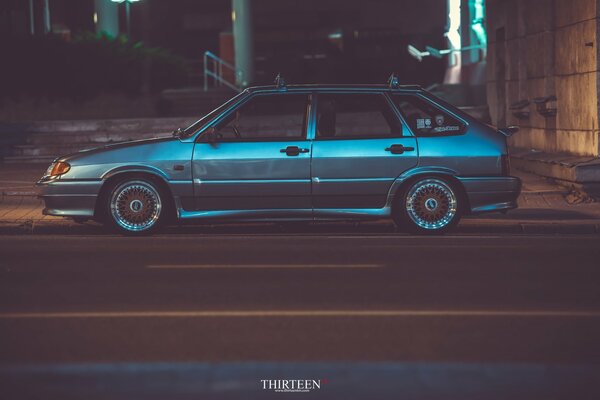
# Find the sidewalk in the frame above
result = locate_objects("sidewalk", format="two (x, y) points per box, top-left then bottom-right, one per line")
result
(1, 164), (599, 235)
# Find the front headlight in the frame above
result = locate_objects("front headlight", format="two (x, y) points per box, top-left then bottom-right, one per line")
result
(44, 161), (71, 178)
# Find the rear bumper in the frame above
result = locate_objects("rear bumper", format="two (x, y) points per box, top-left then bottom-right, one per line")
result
(36, 179), (102, 217)
(457, 176), (522, 214)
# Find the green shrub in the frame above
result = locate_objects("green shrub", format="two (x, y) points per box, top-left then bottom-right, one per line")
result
(0, 33), (189, 101)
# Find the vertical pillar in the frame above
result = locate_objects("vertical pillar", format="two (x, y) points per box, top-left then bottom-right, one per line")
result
(232, 0), (254, 87)
(42, 0), (51, 34)
(94, 0), (119, 37)
(28, 0), (35, 35)
(444, 0), (462, 83)
(596, 0), (600, 156)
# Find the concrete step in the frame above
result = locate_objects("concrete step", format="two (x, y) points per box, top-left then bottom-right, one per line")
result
(511, 150), (600, 197)
(11, 143), (104, 157)
(3, 155), (56, 164)
(13, 132), (173, 157)
(428, 83), (487, 107)
(161, 86), (234, 100)
(159, 87), (233, 117)
(4, 117), (198, 135)
(26, 131), (169, 145)
(1, 117), (198, 163)
(458, 105), (490, 124)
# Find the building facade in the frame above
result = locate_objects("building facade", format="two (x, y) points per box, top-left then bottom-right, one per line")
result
(486, 0), (600, 157)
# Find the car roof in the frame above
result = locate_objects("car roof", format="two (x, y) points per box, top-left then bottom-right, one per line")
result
(245, 84), (423, 93)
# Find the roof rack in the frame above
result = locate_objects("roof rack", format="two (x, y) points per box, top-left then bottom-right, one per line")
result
(274, 73), (286, 89)
(387, 73), (399, 89)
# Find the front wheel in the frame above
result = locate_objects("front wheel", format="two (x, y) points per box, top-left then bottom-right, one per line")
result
(105, 178), (165, 235)
(394, 177), (461, 234)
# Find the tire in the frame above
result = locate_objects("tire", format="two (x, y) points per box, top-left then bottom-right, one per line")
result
(394, 177), (461, 234)
(104, 178), (166, 235)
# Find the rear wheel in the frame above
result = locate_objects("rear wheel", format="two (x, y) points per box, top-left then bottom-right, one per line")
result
(395, 177), (461, 234)
(105, 178), (165, 235)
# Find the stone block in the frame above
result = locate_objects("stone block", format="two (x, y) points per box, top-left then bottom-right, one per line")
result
(555, 129), (598, 156)
(525, 77), (549, 127)
(506, 38), (520, 81)
(555, 19), (597, 75)
(525, 32), (549, 79)
(504, 0), (522, 40)
(521, 0), (553, 35)
(555, 72), (598, 131)
(486, 42), (497, 82)
(555, 0), (596, 28)
(486, 82), (499, 125)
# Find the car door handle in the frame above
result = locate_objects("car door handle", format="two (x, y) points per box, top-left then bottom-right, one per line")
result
(280, 146), (309, 156)
(385, 144), (415, 154)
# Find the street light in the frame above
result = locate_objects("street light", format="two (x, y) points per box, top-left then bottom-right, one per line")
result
(110, 0), (142, 38)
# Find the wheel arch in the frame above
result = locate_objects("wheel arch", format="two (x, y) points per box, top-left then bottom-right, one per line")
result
(388, 169), (471, 216)
(94, 168), (176, 221)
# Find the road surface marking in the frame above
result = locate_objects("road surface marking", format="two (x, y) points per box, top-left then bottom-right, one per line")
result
(2, 310), (600, 319)
(325, 235), (507, 239)
(146, 264), (383, 270)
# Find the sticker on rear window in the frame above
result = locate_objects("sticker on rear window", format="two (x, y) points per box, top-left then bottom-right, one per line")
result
(416, 118), (432, 129)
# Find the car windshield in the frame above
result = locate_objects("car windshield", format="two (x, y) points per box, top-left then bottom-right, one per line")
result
(182, 91), (248, 137)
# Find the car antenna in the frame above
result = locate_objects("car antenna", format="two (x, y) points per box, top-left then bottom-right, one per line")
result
(274, 73), (287, 89)
(387, 73), (399, 89)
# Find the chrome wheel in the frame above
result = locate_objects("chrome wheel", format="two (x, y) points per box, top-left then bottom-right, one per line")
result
(405, 178), (458, 230)
(110, 180), (162, 232)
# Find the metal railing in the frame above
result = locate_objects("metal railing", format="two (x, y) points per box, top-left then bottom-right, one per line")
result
(203, 51), (241, 92)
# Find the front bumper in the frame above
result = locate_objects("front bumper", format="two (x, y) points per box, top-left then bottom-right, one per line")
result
(457, 176), (522, 214)
(36, 179), (103, 217)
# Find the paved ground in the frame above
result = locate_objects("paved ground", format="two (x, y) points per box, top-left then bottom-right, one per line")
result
(2, 164), (600, 398)
(1, 234), (600, 398)
(1, 163), (600, 234)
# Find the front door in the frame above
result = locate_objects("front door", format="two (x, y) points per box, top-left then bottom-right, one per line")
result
(311, 92), (418, 211)
(191, 92), (312, 213)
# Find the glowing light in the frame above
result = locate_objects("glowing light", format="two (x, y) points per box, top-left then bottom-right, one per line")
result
(471, 0), (487, 55)
(93, 12), (97, 24)
(446, 0), (461, 50)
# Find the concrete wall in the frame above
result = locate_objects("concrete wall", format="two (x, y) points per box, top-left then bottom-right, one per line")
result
(486, 0), (599, 156)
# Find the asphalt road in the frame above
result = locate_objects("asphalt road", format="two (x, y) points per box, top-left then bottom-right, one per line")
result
(1, 232), (600, 399)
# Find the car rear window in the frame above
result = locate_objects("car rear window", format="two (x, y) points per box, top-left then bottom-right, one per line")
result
(391, 94), (466, 136)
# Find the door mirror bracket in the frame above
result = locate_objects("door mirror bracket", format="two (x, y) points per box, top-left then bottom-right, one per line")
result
(203, 127), (219, 145)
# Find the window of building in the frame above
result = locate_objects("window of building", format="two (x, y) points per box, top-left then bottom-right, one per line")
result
(392, 94), (466, 136)
(316, 93), (402, 139)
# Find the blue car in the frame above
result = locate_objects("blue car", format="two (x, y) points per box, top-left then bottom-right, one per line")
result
(37, 77), (521, 235)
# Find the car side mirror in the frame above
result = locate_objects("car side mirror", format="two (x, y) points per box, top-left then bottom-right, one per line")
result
(499, 126), (519, 137)
(202, 127), (218, 144)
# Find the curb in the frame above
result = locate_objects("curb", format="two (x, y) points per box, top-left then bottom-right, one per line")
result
(1, 220), (599, 235)
(458, 222), (600, 235)
(0, 193), (41, 205)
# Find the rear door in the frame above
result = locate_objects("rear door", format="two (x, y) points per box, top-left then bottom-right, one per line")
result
(311, 92), (418, 211)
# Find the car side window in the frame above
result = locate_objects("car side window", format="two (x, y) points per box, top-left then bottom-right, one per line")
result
(316, 93), (402, 139)
(392, 94), (466, 136)
(212, 93), (309, 141)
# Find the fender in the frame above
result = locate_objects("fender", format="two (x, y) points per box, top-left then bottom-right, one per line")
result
(385, 166), (460, 207)
(101, 164), (171, 181)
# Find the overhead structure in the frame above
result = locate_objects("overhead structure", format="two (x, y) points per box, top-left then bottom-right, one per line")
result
(232, 0), (255, 88)
(407, 0), (488, 85)
(110, 0), (142, 38)
(95, 0), (119, 37)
